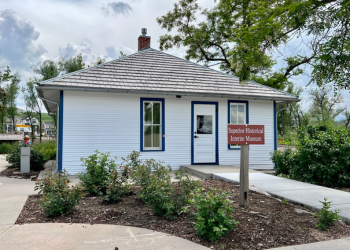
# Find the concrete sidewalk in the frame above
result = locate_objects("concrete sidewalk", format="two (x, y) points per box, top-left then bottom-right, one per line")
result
(0, 223), (209, 250)
(213, 173), (350, 223)
(270, 237), (350, 250)
(0, 176), (37, 234)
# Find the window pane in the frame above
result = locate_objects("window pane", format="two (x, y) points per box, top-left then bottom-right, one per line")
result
(238, 105), (245, 124)
(230, 105), (237, 124)
(153, 125), (161, 148)
(153, 103), (161, 124)
(197, 115), (212, 134)
(144, 102), (152, 124)
(144, 125), (152, 147)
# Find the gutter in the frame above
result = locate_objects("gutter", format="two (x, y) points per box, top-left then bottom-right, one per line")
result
(36, 85), (301, 103)
(38, 96), (59, 174)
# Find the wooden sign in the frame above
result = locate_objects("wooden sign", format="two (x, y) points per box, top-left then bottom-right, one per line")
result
(227, 124), (265, 208)
(228, 124), (265, 145)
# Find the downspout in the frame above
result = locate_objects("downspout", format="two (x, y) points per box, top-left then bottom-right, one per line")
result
(38, 97), (59, 173)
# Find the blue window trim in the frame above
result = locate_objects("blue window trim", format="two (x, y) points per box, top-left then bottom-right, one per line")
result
(227, 100), (249, 150)
(140, 98), (165, 152)
(58, 90), (63, 171)
(191, 101), (219, 165)
(274, 101), (277, 151)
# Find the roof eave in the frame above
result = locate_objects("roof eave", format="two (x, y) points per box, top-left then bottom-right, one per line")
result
(36, 85), (300, 103)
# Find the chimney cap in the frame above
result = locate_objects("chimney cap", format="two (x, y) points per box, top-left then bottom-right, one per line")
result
(141, 28), (147, 36)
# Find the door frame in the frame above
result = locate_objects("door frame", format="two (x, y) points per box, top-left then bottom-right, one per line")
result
(191, 101), (219, 165)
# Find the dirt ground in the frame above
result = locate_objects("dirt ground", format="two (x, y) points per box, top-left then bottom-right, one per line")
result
(16, 179), (350, 250)
(0, 167), (39, 180)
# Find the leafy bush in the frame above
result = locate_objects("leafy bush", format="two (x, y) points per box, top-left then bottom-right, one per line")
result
(79, 150), (117, 195)
(34, 170), (70, 194)
(34, 141), (56, 161)
(125, 151), (201, 219)
(6, 144), (46, 171)
(104, 166), (132, 204)
(37, 170), (83, 217)
(39, 184), (83, 217)
(272, 125), (350, 187)
(0, 143), (15, 154)
(314, 198), (341, 231)
(185, 188), (238, 241)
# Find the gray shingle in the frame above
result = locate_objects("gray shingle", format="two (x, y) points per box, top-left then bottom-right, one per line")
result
(38, 48), (298, 101)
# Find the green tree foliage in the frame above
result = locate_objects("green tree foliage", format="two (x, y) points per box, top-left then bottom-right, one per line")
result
(59, 53), (85, 74)
(6, 72), (20, 133)
(342, 108), (350, 130)
(33, 59), (60, 81)
(277, 84), (304, 135)
(309, 85), (345, 125)
(272, 125), (350, 187)
(22, 78), (43, 142)
(157, 0), (350, 90)
(0, 64), (12, 133)
(91, 56), (106, 67)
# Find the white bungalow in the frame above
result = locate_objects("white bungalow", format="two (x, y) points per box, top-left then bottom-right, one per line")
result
(36, 30), (299, 174)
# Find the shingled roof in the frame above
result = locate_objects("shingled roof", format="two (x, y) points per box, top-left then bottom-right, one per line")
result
(37, 48), (299, 103)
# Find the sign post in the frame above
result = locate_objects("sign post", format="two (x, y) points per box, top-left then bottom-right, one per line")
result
(228, 124), (265, 207)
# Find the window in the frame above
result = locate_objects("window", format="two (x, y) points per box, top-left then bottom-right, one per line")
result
(140, 98), (165, 151)
(228, 101), (248, 149)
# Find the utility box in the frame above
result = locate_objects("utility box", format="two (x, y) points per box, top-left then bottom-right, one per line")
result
(21, 147), (30, 173)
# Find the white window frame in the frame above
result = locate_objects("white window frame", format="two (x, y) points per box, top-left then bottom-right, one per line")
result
(229, 102), (247, 149)
(142, 100), (163, 151)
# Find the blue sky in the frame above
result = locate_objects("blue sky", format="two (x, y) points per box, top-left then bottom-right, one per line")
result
(0, 0), (348, 118)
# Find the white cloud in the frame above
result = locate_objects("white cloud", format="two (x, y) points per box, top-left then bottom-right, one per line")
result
(102, 2), (132, 16)
(105, 45), (135, 60)
(0, 9), (47, 73)
(59, 42), (98, 63)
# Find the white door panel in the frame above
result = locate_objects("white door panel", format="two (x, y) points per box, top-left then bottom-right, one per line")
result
(193, 104), (216, 163)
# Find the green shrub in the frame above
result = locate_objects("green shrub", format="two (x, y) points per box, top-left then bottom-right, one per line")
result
(271, 125), (350, 187)
(37, 170), (83, 217)
(6, 144), (21, 168)
(125, 151), (201, 219)
(314, 198), (341, 231)
(34, 170), (70, 194)
(271, 147), (296, 176)
(33, 141), (56, 161)
(79, 150), (117, 195)
(185, 188), (238, 241)
(104, 166), (132, 204)
(0, 143), (15, 154)
(6, 144), (46, 171)
(39, 184), (83, 217)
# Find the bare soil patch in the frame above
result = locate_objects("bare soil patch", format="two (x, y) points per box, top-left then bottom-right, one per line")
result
(16, 179), (350, 250)
(335, 187), (350, 193)
(0, 167), (40, 180)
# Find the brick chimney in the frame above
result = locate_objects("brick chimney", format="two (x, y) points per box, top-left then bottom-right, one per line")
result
(138, 28), (151, 51)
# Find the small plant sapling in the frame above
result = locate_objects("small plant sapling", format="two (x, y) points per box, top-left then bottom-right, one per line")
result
(314, 198), (341, 231)
(280, 199), (289, 205)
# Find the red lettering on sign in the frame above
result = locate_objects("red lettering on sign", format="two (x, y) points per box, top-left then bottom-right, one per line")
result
(228, 125), (265, 145)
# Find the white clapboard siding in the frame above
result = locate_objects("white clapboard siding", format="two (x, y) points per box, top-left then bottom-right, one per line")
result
(62, 91), (275, 174)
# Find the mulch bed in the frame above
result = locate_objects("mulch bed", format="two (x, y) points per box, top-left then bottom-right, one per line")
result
(16, 179), (350, 250)
(0, 167), (40, 180)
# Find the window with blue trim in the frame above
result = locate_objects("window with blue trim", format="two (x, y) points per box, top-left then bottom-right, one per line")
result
(228, 100), (248, 149)
(141, 98), (165, 151)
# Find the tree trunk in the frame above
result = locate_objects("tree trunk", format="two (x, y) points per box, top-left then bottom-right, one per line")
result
(39, 113), (42, 143)
(11, 116), (15, 133)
